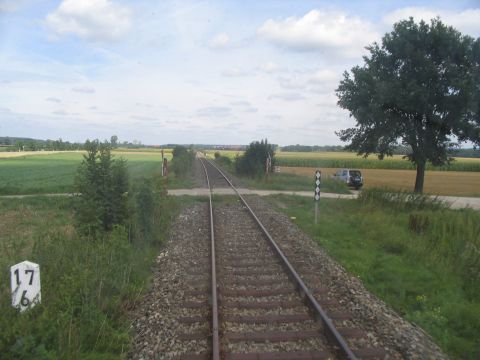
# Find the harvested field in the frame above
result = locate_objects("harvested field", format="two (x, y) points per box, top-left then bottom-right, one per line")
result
(280, 166), (480, 197)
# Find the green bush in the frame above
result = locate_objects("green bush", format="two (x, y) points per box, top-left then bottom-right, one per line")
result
(216, 155), (232, 169)
(235, 139), (275, 178)
(130, 177), (167, 246)
(171, 145), (195, 178)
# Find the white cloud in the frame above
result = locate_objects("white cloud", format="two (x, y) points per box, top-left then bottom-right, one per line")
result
(266, 114), (283, 121)
(230, 100), (251, 106)
(222, 67), (249, 77)
(45, 97), (62, 103)
(52, 110), (68, 116)
(269, 93), (306, 102)
(275, 69), (339, 93)
(46, 0), (131, 41)
(72, 86), (95, 94)
(208, 33), (229, 49)
(308, 69), (339, 84)
(257, 9), (379, 58)
(229, 100), (257, 113)
(259, 62), (281, 73)
(197, 106), (231, 118)
(278, 75), (305, 90)
(383, 7), (480, 37)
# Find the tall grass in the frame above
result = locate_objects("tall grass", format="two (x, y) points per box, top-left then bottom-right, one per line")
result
(359, 188), (480, 299)
(357, 189), (480, 358)
(412, 209), (480, 300)
(0, 192), (183, 358)
(358, 188), (447, 211)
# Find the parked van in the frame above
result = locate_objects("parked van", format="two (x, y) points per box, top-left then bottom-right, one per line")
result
(333, 169), (363, 189)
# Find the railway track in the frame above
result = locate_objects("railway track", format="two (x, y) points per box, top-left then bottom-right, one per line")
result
(177, 158), (386, 360)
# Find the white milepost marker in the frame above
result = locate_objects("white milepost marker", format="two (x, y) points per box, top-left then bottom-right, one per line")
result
(10, 261), (41, 312)
(314, 170), (321, 224)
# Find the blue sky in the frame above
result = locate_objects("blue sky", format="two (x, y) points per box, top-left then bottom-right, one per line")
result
(1, 0), (479, 145)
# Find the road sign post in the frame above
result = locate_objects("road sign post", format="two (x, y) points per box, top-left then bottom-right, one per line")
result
(10, 261), (41, 312)
(314, 170), (321, 224)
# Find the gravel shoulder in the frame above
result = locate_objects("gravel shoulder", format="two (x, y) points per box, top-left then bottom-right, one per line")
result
(128, 203), (210, 359)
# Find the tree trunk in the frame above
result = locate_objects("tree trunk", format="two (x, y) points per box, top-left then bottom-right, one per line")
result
(414, 160), (426, 193)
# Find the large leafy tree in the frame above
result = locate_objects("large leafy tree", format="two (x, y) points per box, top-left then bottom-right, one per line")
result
(336, 18), (480, 192)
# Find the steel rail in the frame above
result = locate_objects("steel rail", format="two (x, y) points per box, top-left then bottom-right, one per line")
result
(199, 157), (220, 360)
(204, 158), (359, 360)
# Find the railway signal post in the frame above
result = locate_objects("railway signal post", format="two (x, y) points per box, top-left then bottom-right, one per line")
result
(161, 149), (164, 176)
(314, 170), (321, 224)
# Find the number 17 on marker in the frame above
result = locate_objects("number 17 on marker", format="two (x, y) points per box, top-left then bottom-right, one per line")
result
(10, 261), (41, 312)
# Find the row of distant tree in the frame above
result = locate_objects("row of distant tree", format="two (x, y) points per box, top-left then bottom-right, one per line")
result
(0, 136), (146, 151)
(0, 137), (84, 151)
(1, 136), (478, 158)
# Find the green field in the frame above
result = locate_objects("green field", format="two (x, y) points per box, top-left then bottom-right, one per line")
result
(266, 192), (480, 359)
(206, 150), (480, 172)
(0, 152), (170, 195)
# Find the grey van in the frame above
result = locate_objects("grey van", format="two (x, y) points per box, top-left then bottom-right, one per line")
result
(333, 169), (363, 189)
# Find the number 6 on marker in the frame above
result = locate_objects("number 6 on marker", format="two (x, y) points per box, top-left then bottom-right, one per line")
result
(10, 261), (41, 312)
